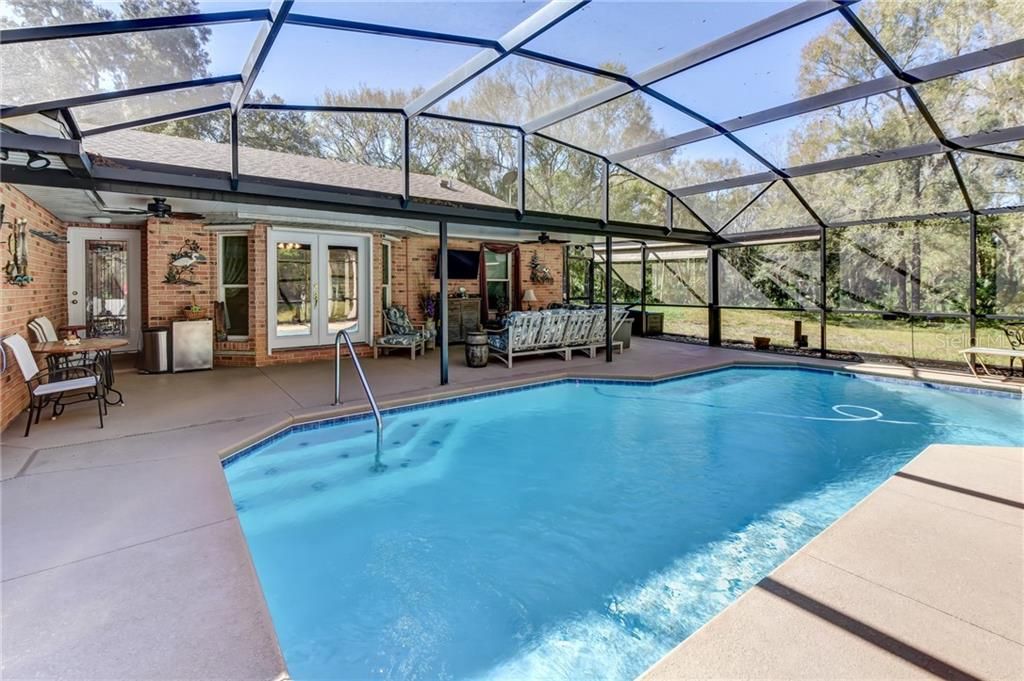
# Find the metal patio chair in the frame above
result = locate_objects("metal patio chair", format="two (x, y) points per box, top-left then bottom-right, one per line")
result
(2, 333), (105, 437)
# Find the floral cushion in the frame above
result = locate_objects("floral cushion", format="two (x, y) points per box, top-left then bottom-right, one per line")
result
(385, 306), (415, 335)
(488, 332), (508, 352)
(378, 334), (418, 346)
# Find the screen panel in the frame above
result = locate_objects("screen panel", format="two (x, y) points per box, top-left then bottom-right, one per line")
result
(541, 91), (702, 158)
(827, 219), (970, 314)
(411, 117), (518, 208)
(609, 167), (665, 226)
(429, 55), (616, 128)
(651, 11), (884, 123)
(732, 89), (936, 170)
(719, 241), (820, 310)
(525, 135), (602, 219)
(0, 22), (260, 107)
(790, 155), (966, 223)
(977, 213), (1024, 316)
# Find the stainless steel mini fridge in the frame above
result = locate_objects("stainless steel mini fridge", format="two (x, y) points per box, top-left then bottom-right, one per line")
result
(170, 319), (213, 372)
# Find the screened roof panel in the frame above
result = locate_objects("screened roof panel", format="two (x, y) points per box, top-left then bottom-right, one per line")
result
(683, 182), (771, 231)
(721, 181), (816, 235)
(623, 135), (770, 191)
(850, 0), (1024, 71)
(540, 91), (703, 157)
(0, 1), (267, 28)
(915, 58), (1024, 139)
(0, 22), (262, 107)
(83, 110), (232, 172)
(428, 55), (616, 127)
(672, 198), (710, 233)
(291, 1), (543, 39)
(790, 154), (966, 223)
(650, 11), (886, 124)
(979, 140), (1024, 156)
(249, 24), (489, 106)
(72, 83), (236, 131)
(955, 151), (1024, 210)
(731, 89), (936, 170)
(520, 0), (796, 76)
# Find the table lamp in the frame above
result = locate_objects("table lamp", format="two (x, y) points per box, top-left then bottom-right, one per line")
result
(523, 289), (537, 311)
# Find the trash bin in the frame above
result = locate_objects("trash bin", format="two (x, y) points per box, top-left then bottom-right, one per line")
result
(138, 327), (169, 373)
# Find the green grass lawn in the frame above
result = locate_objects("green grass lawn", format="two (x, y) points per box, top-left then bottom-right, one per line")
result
(645, 305), (1020, 367)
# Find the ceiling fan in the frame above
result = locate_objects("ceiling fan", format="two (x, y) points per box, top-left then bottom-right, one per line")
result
(521, 231), (570, 245)
(88, 192), (205, 220)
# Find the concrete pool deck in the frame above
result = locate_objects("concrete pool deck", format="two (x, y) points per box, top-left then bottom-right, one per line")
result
(1, 339), (1022, 680)
(642, 444), (1024, 681)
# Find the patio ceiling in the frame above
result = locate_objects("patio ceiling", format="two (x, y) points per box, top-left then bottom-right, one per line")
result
(1, 0), (1023, 243)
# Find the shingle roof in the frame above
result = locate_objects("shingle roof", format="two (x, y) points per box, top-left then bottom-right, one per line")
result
(83, 129), (511, 209)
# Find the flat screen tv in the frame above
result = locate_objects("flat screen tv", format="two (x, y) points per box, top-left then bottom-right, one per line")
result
(434, 249), (480, 280)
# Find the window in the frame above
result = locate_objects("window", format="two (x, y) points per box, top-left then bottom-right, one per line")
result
(218, 234), (249, 339)
(380, 240), (392, 309)
(485, 248), (510, 312)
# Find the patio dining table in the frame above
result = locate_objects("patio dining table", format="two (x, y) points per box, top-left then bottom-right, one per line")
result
(30, 338), (128, 406)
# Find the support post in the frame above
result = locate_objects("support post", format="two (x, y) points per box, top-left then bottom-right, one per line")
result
(605, 235), (613, 362)
(439, 220), (449, 385)
(819, 225), (827, 358)
(401, 116), (411, 206)
(708, 248), (721, 346)
(230, 111), (239, 191)
(516, 130), (526, 215)
(640, 242), (648, 336)
(969, 212), (978, 365)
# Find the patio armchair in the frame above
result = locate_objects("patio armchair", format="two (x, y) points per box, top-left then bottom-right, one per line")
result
(2, 333), (105, 437)
(28, 315), (96, 372)
(374, 305), (429, 360)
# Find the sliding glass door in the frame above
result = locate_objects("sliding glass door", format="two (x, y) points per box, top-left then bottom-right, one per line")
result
(268, 230), (371, 349)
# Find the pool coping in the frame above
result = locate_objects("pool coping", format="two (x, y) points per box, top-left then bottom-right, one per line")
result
(220, 358), (1023, 467)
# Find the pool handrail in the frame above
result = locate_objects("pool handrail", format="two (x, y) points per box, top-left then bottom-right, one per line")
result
(334, 329), (385, 471)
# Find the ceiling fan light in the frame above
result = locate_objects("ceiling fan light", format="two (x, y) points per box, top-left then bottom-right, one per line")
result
(26, 151), (50, 170)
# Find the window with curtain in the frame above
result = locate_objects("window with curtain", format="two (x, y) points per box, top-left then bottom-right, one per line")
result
(485, 248), (510, 311)
(219, 234), (249, 338)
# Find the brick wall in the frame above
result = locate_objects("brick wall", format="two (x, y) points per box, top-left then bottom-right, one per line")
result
(398, 237), (565, 326)
(144, 217), (215, 327)
(0, 185), (69, 429)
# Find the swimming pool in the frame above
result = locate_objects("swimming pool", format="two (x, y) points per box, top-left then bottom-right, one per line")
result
(225, 367), (1023, 681)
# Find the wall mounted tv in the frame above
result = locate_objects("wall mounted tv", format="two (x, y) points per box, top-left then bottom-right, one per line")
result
(433, 249), (480, 280)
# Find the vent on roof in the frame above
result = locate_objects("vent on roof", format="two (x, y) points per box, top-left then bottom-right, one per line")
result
(439, 178), (454, 190)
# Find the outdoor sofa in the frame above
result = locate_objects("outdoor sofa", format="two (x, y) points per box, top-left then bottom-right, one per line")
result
(486, 306), (631, 368)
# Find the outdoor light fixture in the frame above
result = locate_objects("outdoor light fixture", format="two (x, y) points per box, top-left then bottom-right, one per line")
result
(25, 151), (50, 171)
(0, 149), (8, 162)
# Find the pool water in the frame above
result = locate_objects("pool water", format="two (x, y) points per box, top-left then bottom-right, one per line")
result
(225, 367), (1023, 681)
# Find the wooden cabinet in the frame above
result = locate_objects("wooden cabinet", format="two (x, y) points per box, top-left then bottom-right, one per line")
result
(446, 297), (481, 344)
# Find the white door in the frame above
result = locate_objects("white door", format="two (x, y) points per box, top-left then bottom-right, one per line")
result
(267, 229), (371, 350)
(67, 227), (142, 351)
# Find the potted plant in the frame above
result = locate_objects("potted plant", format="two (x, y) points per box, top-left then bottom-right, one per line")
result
(183, 293), (205, 321)
(420, 292), (439, 332)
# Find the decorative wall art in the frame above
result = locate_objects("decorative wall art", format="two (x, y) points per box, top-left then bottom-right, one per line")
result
(2, 205), (33, 287)
(529, 251), (554, 284)
(164, 238), (206, 285)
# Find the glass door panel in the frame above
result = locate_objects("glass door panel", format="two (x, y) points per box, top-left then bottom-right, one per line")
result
(273, 239), (315, 342)
(326, 245), (359, 337)
(85, 239), (129, 339)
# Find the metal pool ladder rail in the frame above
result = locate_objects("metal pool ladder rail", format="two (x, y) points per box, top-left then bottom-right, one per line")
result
(334, 329), (385, 471)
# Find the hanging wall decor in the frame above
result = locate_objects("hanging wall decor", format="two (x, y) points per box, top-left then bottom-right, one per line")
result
(529, 250), (554, 284)
(2, 206), (33, 287)
(164, 238), (206, 285)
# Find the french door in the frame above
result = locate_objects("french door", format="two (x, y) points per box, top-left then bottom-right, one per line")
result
(67, 227), (142, 351)
(268, 229), (371, 350)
